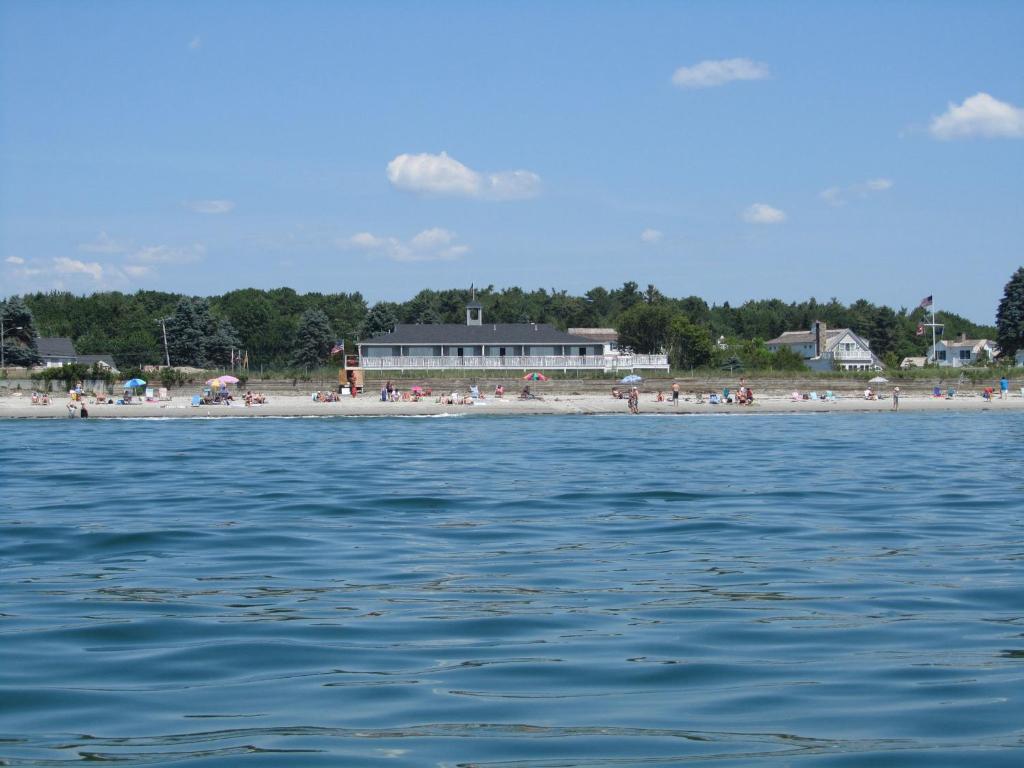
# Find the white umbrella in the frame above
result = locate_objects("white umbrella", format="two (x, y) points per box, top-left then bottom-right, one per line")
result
(869, 376), (888, 384)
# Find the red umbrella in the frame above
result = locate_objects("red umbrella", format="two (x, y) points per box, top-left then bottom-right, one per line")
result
(522, 372), (548, 381)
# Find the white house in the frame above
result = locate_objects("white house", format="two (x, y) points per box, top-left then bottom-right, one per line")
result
(766, 321), (883, 371)
(1016, 349), (1024, 367)
(927, 334), (999, 367)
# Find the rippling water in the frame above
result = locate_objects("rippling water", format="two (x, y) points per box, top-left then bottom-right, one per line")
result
(2, 413), (1023, 767)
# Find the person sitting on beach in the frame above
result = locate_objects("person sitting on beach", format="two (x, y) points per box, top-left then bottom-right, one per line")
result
(864, 387), (874, 400)
(30, 391), (39, 405)
(709, 393), (720, 405)
(655, 391), (665, 402)
(744, 387), (754, 405)
(520, 385), (533, 400)
(470, 385), (481, 400)
(494, 384), (505, 398)
(42, 394), (51, 405)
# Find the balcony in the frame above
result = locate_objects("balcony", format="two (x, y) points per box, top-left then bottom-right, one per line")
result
(357, 354), (670, 372)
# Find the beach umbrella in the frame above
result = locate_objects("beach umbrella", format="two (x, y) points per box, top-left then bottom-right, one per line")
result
(123, 377), (146, 388)
(217, 375), (240, 385)
(620, 374), (643, 384)
(869, 376), (888, 385)
(411, 385), (423, 393)
(522, 372), (548, 381)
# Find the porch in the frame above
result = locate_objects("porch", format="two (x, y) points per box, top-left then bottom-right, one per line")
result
(356, 354), (670, 372)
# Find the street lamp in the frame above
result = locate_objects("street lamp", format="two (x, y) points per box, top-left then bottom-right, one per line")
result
(1, 324), (24, 370)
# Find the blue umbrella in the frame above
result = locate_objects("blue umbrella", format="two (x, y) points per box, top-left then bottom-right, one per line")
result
(123, 377), (146, 388)
(620, 374), (642, 384)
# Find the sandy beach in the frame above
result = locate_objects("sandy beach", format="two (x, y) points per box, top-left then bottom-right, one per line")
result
(3, 391), (1023, 419)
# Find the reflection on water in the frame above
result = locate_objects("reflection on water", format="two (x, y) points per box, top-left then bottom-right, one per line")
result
(2, 413), (1023, 766)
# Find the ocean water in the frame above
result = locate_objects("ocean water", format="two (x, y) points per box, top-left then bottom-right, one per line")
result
(1, 412), (1023, 767)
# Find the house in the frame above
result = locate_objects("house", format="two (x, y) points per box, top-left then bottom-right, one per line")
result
(77, 354), (120, 374)
(766, 320), (883, 371)
(36, 337), (78, 367)
(1016, 350), (1024, 368)
(900, 356), (927, 369)
(928, 334), (999, 367)
(357, 297), (669, 371)
(567, 328), (620, 356)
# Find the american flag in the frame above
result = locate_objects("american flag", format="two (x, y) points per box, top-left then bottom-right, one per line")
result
(330, 340), (345, 356)
(919, 294), (933, 309)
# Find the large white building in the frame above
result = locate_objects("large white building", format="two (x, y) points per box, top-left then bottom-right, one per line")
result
(766, 321), (883, 371)
(927, 335), (999, 367)
(357, 299), (668, 372)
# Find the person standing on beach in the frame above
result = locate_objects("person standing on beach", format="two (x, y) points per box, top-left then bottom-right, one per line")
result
(628, 387), (639, 414)
(671, 381), (680, 406)
(1000, 376), (1009, 400)
(892, 386), (900, 411)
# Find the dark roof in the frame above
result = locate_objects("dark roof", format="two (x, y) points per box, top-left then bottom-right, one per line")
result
(466, 299), (483, 309)
(36, 337), (77, 358)
(360, 323), (595, 346)
(77, 354), (119, 370)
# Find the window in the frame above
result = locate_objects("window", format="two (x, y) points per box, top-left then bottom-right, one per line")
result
(959, 349), (972, 360)
(937, 350), (946, 361)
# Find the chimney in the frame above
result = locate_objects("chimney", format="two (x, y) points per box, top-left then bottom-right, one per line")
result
(958, 332), (967, 342)
(814, 320), (827, 357)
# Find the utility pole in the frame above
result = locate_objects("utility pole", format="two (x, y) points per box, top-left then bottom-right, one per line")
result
(1, 324), (24, 370)
(157, 318), (171, 367)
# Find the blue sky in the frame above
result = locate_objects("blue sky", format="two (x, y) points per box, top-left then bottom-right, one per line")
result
(2, 1), (1022, 323)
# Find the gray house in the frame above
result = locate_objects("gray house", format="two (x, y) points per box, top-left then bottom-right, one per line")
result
(36, 337), (78, 367)
(357, 298), (668, 371)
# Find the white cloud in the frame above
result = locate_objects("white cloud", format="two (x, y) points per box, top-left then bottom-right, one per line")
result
(819, 187), (844, 207)
(640, 228), (663, 243)
(672, 58), (770, 89)
(189, 36), (201, 50)
(386, 151), (541, 200)
(184, 199), (234, 214)
(129, 243), (206, 264)
(930, 92), (1024, 140)
(5, 255), (25, 265)
(342, 227), (469, 262)
(820, 178), (894, 207)
(79, 231), (129, 254)
(122, 264), (153, 278)
(348, 232), (386, 249)
(742, 203), (786, 224)
(54, 257), (103, 281)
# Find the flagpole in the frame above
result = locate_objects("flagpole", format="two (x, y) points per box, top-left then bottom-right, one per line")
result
(931, 301), (936, 364)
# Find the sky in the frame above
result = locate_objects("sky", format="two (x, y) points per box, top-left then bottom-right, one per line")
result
(1, 0), (1022, 324)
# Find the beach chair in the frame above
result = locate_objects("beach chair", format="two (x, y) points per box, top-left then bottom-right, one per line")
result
(933, 387), (942, 397)
(824, 390), (836, 401)
(191, 395), (201, 407)
(947, 388), (955, 399)
(158, 387), (170, 401)
(722, 388), (730, 402)
(809, 391), (819, 401)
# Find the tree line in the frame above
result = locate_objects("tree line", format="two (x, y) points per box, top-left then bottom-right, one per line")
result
(3, 272), (1021, 372)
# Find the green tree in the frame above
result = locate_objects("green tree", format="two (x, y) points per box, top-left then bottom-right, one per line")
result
(616, 303), (674, 353)
(1, 297), (41, 366)
(165, 297), (213, 367)
(996, 266), (1024, 358)
(292, 309), (334, 368)
(667, 314), (712, 369)
(362, 301), (401, 336)
(205, 319), (242, 367)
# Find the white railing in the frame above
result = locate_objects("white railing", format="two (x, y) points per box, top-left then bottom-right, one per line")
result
(831, 348), (874, 361)
(357, 354), (669, 371)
